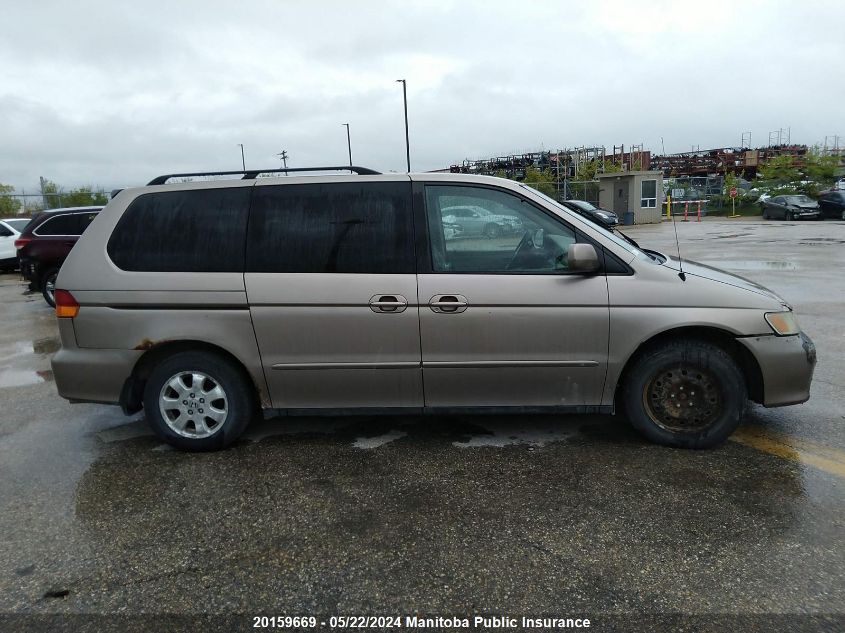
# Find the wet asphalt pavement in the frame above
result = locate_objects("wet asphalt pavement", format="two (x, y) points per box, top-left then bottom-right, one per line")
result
(0, 218), (843, 630)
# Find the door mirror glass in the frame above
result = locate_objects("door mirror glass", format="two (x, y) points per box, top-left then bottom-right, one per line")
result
(567, 243), (600, 274)
(532, 228), (544, 249)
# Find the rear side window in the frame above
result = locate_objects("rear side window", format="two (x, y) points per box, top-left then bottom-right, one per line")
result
(77, 211), (99, 231)
(108, 188), (250, 272)
(247, 182), (414, 273)
(35, 213), (81, 236)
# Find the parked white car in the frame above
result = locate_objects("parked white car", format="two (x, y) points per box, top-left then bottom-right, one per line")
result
(0, 217), (31, 271)
(441, 205), (523, 238)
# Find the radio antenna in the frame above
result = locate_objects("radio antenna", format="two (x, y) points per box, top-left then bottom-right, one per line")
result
(671, 204), (686, 281)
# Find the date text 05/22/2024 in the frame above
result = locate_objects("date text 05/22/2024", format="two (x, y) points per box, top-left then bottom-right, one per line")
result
(252, 615), (591, 629)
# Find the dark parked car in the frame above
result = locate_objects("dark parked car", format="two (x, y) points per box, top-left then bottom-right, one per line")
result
(818, 190), (845, 220)
(761, 195), (820, 221)
(560, 199), (619, 228)
(15, 206), (102, 306)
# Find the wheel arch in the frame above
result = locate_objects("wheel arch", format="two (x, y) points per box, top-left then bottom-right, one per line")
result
(120, 340), (264, 415)
(613, 325), (764, 408)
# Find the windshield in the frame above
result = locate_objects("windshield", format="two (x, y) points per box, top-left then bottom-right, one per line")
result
(3, 219), (30, 232)
(518, 184), (656, 261)
(786, 195), (814, 204)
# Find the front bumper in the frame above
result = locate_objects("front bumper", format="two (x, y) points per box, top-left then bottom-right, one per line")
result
(738, 332), (816, 407)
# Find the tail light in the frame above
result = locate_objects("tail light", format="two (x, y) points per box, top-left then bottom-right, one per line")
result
(55, 290), (80, 318)
(14, 236), (32, 249)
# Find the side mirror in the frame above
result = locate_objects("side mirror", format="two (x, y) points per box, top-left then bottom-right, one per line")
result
(532, 228), (544, 249)
(567, 243), (601, 274)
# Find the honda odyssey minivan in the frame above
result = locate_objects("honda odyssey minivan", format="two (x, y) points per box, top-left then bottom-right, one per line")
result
(51, 168), (816, 451)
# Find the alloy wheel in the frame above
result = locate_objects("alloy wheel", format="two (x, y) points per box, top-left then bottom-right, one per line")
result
(159, 371), (228, 438)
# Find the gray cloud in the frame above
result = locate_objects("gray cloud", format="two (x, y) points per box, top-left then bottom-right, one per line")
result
(1, 0), (843, 192)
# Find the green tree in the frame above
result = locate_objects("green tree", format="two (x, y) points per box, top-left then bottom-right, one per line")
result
(758, 154), (800, 185)
(62, 186), (109, 207)
(756, 148), (840, 197)
(803, 147), (840, 186)
(41, 180), (108, 208)
(0, 184), (23, 217)
(522, 166), (558, 197)
(574, 159), (599, 182)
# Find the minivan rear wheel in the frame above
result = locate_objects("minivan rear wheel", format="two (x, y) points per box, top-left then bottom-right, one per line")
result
(143, 351), (256, 451)
(41, 268), (59, 307)
(621, 340), (746, 449)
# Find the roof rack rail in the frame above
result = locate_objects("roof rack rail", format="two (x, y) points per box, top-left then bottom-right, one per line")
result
(147, 166), (381, 186)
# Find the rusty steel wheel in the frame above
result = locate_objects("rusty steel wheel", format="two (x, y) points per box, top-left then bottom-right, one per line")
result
(643, 365), (722, 433)
(622, 339), (746, 449)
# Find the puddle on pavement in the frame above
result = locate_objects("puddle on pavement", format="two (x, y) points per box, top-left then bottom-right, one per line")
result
(453, 418), (577, 448)
(0, 368), (47, 388)
(699, 260), (798, 271)
(33, 337), (60, 355)
(353, 430), (408, 449)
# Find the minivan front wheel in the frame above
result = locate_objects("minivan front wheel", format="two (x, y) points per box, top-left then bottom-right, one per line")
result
(622, 340), (746, 449)
(143, 351), (256, 451)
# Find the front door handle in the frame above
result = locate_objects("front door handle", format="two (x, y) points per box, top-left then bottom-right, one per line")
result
(429, 294), (468, 313)
(369, 294), (408, 313)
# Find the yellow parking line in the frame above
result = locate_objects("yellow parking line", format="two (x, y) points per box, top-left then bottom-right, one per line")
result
(730, 426), (845, 478)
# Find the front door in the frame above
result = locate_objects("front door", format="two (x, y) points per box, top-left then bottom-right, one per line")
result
(613, 181), (629, 215)
(417, 184), (610, 409)
(244, 178), (422, 409)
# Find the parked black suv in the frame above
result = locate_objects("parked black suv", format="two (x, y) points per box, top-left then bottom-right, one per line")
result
(818, 190), (845, 220)
(15, 206), (102, 306)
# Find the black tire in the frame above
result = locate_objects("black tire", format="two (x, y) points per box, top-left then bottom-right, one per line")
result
(143, 351), (256, 451)
(483, 223), (502, 238)
(41, 268), (59, 307)
(786, 210), (795, 222)
(762, 207), (769, 220)
(621, 340), (746, 449)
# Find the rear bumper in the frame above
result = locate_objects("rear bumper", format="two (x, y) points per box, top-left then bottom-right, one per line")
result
(51, 321), (142, 405)
(738, 332), (816, 407)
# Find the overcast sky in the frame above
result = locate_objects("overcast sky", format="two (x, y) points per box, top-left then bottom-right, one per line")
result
(2, 0), (843, 192)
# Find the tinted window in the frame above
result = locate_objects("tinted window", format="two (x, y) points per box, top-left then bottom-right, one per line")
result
(247, 182), (414, 273)
(426, 185), (577, 273)
(108, 187), (250, 272)
(4, 219), (30, 232)
(35, 213), (81, 236)
(77, 211), (99, 231)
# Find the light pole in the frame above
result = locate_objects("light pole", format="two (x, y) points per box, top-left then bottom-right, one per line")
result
(396, 79), (410, 172)
(342, 123), (352, 171)
(237, 144), (246, 170)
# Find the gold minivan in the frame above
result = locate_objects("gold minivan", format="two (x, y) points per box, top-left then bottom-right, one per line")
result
(51, 168), (816, 451)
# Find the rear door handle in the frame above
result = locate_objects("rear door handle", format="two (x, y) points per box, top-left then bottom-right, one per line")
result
(429, 294), (468, 313)
(369, 294), (408, 313)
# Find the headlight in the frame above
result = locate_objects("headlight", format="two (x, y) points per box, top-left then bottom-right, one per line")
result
(765, 311), (800, 336)
(595, 212), (610, 219)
